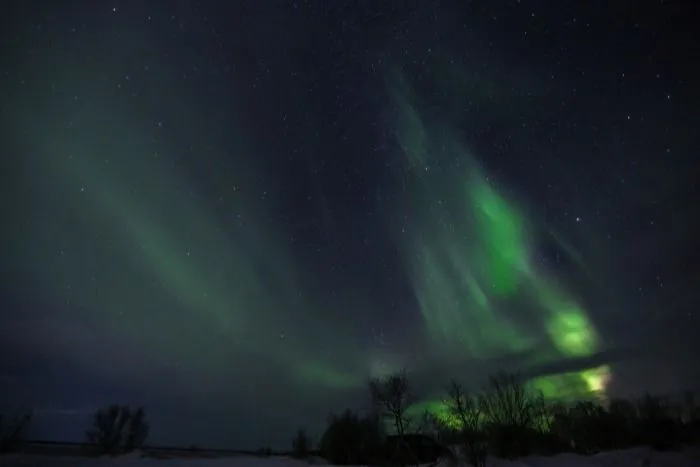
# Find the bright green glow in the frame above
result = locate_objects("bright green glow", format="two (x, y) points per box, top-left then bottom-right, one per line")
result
(582, 365), (612, 394)
(547, 311), (597, 357)
(530, 279), (599, 357)
(471, 180), (529, 296)
(388, 65), (609, 403)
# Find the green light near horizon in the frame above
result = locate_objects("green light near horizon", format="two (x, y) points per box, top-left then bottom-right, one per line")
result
(529, 365), (612, 401)
(406, 399), (462, 430)
(583, 365), (612, 394)
(407, 365), (612, 434)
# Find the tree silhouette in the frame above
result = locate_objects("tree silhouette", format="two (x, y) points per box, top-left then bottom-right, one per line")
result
(86, 404), (149, 456)
(291, 428), (311, 459)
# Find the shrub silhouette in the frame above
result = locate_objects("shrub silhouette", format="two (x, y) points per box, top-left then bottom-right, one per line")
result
(319, 409), (383, 465)
(292, 428), (311, 459)
(545, 394), (696, 454)
(635, 394), (679, 450)
(85, 404), (149, 455)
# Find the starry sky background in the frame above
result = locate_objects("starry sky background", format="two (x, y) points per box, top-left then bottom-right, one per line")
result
(1, 0), (699, 450)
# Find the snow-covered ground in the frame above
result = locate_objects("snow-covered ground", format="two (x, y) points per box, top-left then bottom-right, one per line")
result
(2, 448), (700, 467)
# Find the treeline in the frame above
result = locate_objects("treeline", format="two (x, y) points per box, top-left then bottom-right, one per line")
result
(3, 370), (700, 463)
(292, 371), (700, 466)
(0, 404), (149, 456)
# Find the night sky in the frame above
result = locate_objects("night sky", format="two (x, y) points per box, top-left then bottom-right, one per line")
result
(1, 0), (698, 450)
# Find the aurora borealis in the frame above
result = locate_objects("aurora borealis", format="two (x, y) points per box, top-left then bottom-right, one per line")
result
(387, 77), (609, 400)
(2, 0), (698, 450)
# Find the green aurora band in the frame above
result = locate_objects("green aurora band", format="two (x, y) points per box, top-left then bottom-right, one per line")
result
(9, 29), (366, 394)
(388, 69), (611, 423)
(8, 23), (612, 430)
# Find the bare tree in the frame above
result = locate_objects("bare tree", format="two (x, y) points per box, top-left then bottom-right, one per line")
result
(369, 370), (412, 438)
(480, 371), (533, 428)
(445, 379), (486, 467)
(370, 370), (418, 466)
(446, 379), (482, 432)
(479, 371), (539, 458)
